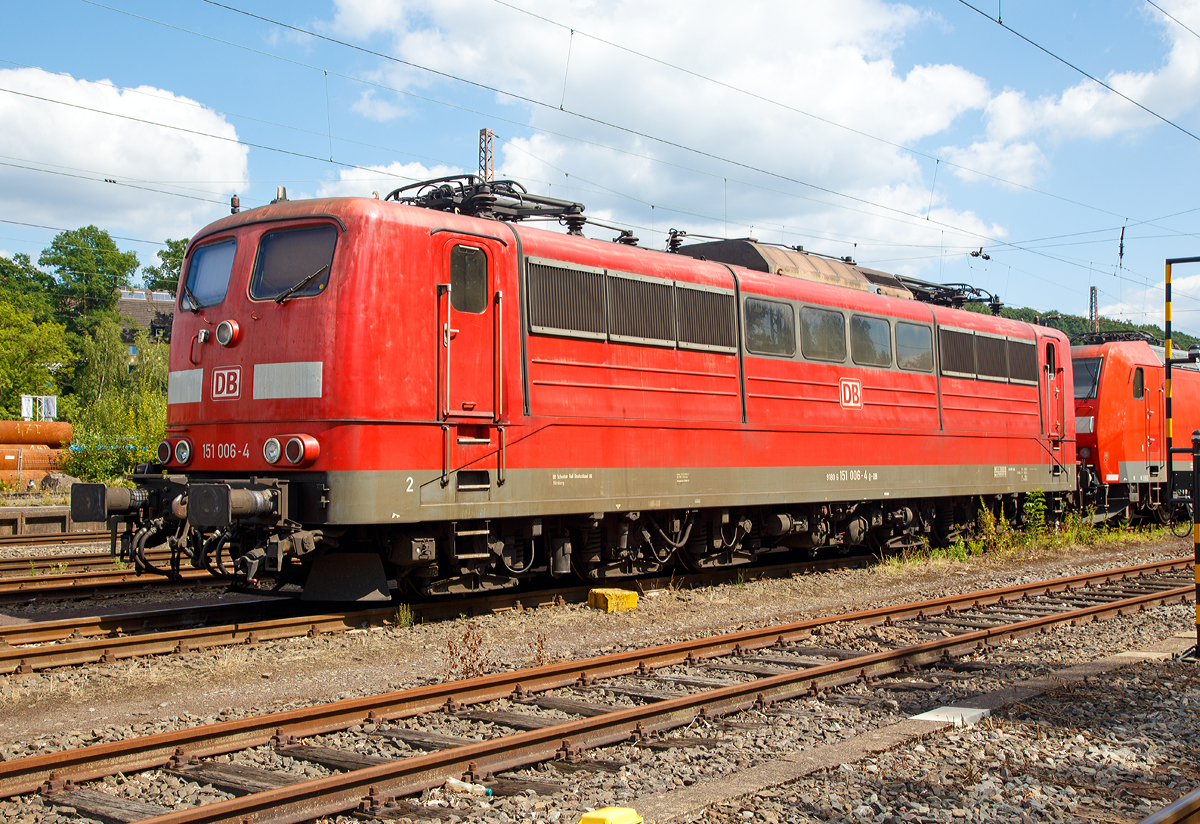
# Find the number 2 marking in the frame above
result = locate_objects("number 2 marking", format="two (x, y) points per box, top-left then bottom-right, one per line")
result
(406, 477), (414, 492)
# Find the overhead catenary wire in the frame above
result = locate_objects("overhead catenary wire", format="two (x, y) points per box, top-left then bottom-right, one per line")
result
(956, 0), (1200, 144)
(4, 1), (1195, 322)
(488, 0), (1146, 224)
(0, 79), (1163, 303)
(64, 0), (1200, 257)
(193, 0), (1200, 265)
(0, 72), (1108, 281)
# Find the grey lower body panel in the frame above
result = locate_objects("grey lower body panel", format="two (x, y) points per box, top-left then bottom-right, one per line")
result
(325, 461), (1074, 525)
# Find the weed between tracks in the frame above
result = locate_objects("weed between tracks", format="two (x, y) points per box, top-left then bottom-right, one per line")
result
(873, 497), (1172, 576)
(392, 603), (415, 628)
(442, 622), (494, 681)
(25, 560), (69, 576)
(528, 631), (550, 667)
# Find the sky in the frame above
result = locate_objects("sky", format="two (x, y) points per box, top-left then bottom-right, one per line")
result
(3, 1), (1200, 333)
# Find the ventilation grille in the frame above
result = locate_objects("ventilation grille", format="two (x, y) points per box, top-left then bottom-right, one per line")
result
(528, 261), (606, 339)
(976, 335), (1008, 381)
(608, 275), (675, 345)
(940, 329), (976, 377)
(1008, 340), (1038, 383)
(678, 287), (736, 351)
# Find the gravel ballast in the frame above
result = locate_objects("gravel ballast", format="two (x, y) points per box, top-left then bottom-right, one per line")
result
(0, 535), (1196, 823)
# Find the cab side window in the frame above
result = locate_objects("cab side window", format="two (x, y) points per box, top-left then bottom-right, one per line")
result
(450, 245), (488, 313)
(1133, 367), (1145, 400)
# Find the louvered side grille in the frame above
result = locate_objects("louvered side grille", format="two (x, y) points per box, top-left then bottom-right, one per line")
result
(677, 287), (736, 351)
(1008, 340), (1038, 383)
(608, 275), (675, 344)
(528, 261), (606, 339)
(939, 328), (976, 376)
(976, 335), (1008, 381)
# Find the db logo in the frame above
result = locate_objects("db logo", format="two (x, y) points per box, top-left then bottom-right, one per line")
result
(839, 377), (863, 410)
(212, 366), (241, 400)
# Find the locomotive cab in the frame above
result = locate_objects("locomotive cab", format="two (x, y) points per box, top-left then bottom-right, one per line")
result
(1071, 334), (1200, 522)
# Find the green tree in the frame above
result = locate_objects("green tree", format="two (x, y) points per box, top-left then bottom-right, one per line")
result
(62, 324), (168, 482)
(38, 226), (138, 339)
(141, 238), (188, 292)
(0, 298), (72, 419)
(73, 318), (131, 403)
(0, 252), (56, 322)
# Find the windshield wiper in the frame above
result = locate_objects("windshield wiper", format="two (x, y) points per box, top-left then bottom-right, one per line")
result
(181, 281), (201, 314)
(275, 264), (329, 305)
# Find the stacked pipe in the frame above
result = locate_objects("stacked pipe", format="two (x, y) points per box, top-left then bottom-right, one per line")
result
(0, 421), (72, 487)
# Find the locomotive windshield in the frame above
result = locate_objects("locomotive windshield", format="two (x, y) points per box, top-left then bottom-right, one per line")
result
(250, 224), (337, 301)
(181, 239), (236, 311)
(1074, 357), (1102, 399)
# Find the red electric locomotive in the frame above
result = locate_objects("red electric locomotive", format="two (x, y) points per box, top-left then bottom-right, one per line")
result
(1072, 332), (1200, 521)
(73, 178), (1076, 600)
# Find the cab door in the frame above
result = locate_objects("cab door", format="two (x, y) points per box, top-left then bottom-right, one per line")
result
(437, 237), (501, 421)
(1044, 339), (1064, 444)
(1132, 366), (1162, 474)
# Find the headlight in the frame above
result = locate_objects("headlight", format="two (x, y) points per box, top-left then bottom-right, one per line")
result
(174, 439), (192, 465)
(263, 437), (282, 464)
(215, 319), (240, 346)
(157, 440), (173, 464)
(285, 436), (306, 465)
(276, 433), (320, 467)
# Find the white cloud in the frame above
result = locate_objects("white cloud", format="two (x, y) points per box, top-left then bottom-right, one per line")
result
(1098, 270), (1200, 330)
(319, 0), (1005, 271)
(0, 68), (248, 244)
(315, 160), (462, 199)
(940, 139), (1048, 187)
(349, 88), (411, 122)
(978, 1), (1200, 147)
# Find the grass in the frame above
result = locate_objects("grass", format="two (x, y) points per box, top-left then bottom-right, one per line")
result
(873, 497), (1169, 576)
(391, 603), (415, 628)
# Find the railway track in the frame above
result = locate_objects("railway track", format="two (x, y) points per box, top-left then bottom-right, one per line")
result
(0, 530), (108, 549)
(0, 566), (224, 604)
(2, 557), (1191, 823)
(0, 557), (868, 674)
(0, 547), (171, 576)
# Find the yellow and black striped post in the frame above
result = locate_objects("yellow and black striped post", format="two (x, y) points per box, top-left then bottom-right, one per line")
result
(1194, 431), (1200, 653)
(1164, 257), (1200, 654)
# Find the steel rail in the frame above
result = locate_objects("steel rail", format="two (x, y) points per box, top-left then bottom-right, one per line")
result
(0, 605), (400, 675)
(0, 567), (224, 604)
(1137, 786), (1200, 824)
(0, 548), (171, 575)
(0, 531), (108, 548)
(3, 557), (1190, 801)
(134, 577), (1197, 823)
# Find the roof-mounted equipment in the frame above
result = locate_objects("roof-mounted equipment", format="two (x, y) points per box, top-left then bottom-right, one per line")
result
(674, 237), (914, 300)
(894, 275), (1004, 315)
(1075, 329), (1161, 346)
(385, 175), (586, 233)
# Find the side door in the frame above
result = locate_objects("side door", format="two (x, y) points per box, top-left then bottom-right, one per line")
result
(437, 237), (503, 422)
(1043, 338), (1064, 444)
(1131, 366), (1161, 473)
